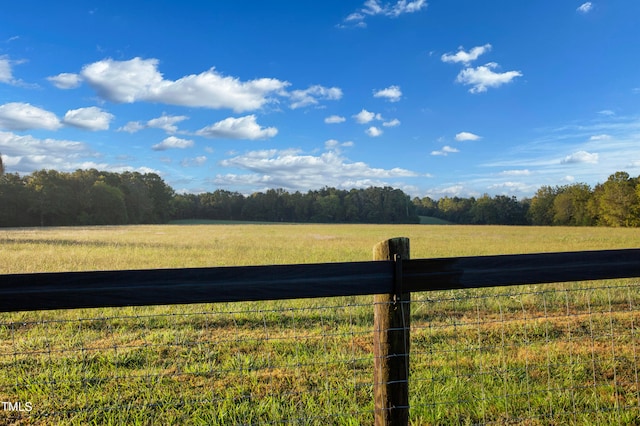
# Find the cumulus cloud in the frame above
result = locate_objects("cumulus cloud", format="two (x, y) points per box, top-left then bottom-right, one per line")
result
(366, 126), (383, 137)
(589, 134), (611, 141)
(216, 148), (418, 192)
(195, 115), (277, 140)
(455, 131), (481, 141)
(383, 118), (401, 127)
(0, 131), (96, 174)
(324, 139), (354, 149)
(289, 85), (343, 109)
(79, 57), (290, 112)
(373, 85), (402, 102)
(152, 136), (194, 151)
(0, 102), (62, 131)
(353, 109), (382, 124)
(561, 150), (599, 164)
(325, 115), (346, 124)
(47, 72), (82, 89)
(0, 56), (15, 84)
(147, 115), (189, 133)
(456, 62), (522, 93)
(341, 0), (428, 27)
(431, 145), (459, 156)
(119, 114), (189, 134)
(441, 44), (492, 65)
(0, 56), (31, 86)
(63, 107), (114, 131)
(577, 2), (593, 13)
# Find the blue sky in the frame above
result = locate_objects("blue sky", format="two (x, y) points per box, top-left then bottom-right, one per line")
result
(1, 1), (639, 198)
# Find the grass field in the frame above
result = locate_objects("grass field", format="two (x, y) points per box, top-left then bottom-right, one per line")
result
(1, 224), (640, 424)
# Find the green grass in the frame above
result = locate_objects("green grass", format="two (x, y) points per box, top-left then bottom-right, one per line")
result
(418, 215), (452, 225)
(1, 225), (640, 424)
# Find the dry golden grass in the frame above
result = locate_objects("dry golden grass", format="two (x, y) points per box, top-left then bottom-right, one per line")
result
(2, 224), (640, 273)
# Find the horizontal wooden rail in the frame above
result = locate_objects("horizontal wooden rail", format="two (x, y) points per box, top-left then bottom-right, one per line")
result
(402, 248), (640, 292)
(0, 261), (394, 312)
(1, 248), (639, 313)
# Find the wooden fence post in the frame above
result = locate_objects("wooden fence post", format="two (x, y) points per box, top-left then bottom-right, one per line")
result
(373, 237), (410, 426)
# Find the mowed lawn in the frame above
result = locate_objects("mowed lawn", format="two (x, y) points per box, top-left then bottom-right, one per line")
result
(1, 224), (640, 425)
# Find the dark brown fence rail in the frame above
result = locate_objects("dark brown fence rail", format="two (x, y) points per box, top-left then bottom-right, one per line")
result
(2, 247), (640, 313)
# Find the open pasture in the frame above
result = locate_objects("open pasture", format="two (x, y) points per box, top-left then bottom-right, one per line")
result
(1, 224), (640, 424)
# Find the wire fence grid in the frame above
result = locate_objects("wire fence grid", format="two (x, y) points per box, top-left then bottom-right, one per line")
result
(1, 280), (639, 425)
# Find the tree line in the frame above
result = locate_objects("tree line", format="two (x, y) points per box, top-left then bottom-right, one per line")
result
(1, 165), (639, 227)
(413, 171), (640, 227)
(0, 168), (418, 226)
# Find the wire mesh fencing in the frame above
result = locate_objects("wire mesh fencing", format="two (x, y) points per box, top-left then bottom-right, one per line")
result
(1, 280), (639, 425)
(0, 298), (377, 425)
(409, 280), (640, 425)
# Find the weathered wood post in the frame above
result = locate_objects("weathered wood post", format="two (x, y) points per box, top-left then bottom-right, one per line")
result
(373, 237), (410, 426)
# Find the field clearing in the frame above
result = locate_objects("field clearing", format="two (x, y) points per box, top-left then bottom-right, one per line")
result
(1, 224), (640, 424)
(2, 223), (640, 273)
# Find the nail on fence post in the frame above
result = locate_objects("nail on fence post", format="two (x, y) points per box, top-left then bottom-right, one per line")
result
(373, 237), (410, 426)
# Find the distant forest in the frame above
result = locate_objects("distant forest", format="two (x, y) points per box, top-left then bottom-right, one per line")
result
(1, 163), (639, 227)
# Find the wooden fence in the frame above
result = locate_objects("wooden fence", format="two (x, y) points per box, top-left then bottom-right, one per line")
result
(2, 237), (640, 425)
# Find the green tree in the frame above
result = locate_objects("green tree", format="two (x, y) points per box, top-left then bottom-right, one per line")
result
(591, 172), (639, 227)
(142, 173), (174, 223)
(528, 186), (557, 225)
(469, 194), (498, 224)
(0, 173), (35, 226)
(26, 170), (76, 226)
(552, 183), (593, 226)
(87, 181), (128, 225)
(438, 196), (473, 223)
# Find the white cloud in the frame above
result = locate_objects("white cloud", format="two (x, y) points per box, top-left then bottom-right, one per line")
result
(147, 115), (189, 134)
(0, 56), (14, 84)
(325, 115), (346, 124)
(456, 62), (522, 93)
(431, 145), (459, 156)
(455, 131), (481, 141)
(0, 55), (30, 86)
(353, 109), (382, 124)
(195, 115), (278, 140)
(364, 0), (427, 17)
(119, 121), (145, 133)
(340, 0), (427, 27)
(441, 44), (492, 65)
(589, 134), (611, 141)
(0, 102), (62, 131)
(119, 114), (189, 134)
(47, 73), (82, 89)
(325, 139), (354, 150)
(488, 181), (537, 194)
(597, 110), (615, 116)
(561, 150), (599, 164)
(373, 85), (402, 102)
(289, 85), (343, 109)
(302, 90), (343, 109)
(366, 126), (383, 137)
(577, 2), (593, 14)
(0, 131), (95, 174)
(152, 136), (194, 151)
(216, 149), (417, 192)
(383, 118), (401, 127)
(80, 57), (290, 112)
(63, 107), (114, 131)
